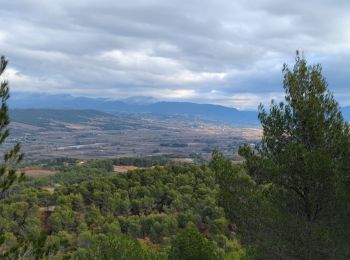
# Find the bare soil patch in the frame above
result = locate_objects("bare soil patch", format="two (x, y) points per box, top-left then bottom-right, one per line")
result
(22, 167), (56, 178)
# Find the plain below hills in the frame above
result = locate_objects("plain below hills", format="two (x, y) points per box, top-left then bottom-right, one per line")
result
(6, 108), (262, 160)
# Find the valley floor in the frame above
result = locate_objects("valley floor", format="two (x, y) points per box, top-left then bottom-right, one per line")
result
(6, 110), (261, 161)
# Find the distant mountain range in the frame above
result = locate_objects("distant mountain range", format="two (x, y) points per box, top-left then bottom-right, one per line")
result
(8, 93), (350, 125)
(9, 93), (259, 125)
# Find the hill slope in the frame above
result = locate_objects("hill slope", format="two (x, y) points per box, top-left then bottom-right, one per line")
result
(10, 109), (110, 127)
(9, 109), (151, 130)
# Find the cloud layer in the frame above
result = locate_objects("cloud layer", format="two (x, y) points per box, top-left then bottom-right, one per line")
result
(1, 0), (350, 109)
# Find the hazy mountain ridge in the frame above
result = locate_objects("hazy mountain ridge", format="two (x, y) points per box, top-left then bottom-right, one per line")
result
(10, 93), (259, 125)
(9, 93), (350, 124)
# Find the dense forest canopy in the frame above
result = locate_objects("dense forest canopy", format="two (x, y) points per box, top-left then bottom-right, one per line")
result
(0, 161), (243, 259)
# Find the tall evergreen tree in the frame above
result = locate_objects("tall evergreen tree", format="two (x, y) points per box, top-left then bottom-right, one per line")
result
(0, 56), (23, 195)
(213, 52), (350, 259)
(240, 52), (350, 258)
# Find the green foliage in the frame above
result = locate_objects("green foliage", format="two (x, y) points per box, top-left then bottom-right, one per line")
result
(112, 156), (171, 167)
(0, 58), (24, 259)
(169, 226), (219, 260)
(0, 162), (241, 258)
(0, 56), (23, 195)
(75, 234), (164, 260)
(210, 151), (260, 243)
(213, 52), (350, 259)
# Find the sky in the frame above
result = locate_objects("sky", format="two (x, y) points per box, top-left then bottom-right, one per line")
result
(1, 0), (350, 110)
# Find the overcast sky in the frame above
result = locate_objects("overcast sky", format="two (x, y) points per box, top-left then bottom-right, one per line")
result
(1, 0), (350, 109)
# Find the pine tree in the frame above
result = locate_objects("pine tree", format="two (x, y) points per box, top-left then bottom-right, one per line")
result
(0, 56), (23, 195)
(238, 51), (350, 258)
(169, 226), (218, 260)
(213, 52), (350, 259)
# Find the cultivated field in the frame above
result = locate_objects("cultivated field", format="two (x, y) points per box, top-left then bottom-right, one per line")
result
(5, 110), (261, 161)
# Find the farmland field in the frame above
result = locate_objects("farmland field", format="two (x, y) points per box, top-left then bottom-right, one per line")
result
(5, 109), (261, 161)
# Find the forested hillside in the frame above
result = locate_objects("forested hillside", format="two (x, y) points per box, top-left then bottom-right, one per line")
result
(0, 160), (243, 259)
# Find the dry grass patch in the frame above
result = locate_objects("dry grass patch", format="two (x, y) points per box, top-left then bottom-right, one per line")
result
(22, 167), (57, 178)
(113, 165), (141, 173)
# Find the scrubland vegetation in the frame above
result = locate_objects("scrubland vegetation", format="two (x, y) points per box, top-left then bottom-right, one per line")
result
(0, 161), (243, 259)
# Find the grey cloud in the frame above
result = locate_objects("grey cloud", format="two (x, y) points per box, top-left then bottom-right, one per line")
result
(0, 0), (349, 109)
